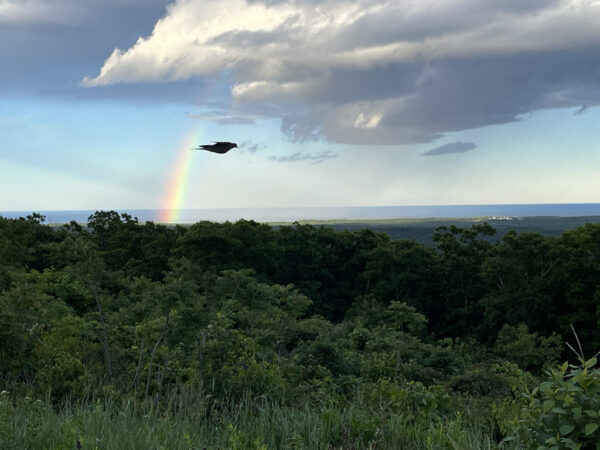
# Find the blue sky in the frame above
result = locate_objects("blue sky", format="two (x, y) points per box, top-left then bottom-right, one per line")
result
(1, 0), (600, 212)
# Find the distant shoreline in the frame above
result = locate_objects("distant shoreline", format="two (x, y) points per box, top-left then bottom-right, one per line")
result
(3, 212), (599, 246)
(2, 203), (600, 224)
(268, 216), (511, 226)
(273, 216), (600, 245)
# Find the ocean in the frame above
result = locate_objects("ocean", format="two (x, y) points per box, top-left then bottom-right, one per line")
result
(2, 203), (600, 224)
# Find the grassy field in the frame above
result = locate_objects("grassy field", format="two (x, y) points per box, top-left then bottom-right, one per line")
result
(1, 393), (503, 449)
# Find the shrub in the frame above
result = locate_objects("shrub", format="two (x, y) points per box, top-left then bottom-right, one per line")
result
(494, 323), (562, 373)
(448, 362), (534, 399)
(37, 353), (92, 402)
(448, 365), (512, 398)
(504, 357), (600, 449)
(364, 378), (451, 419)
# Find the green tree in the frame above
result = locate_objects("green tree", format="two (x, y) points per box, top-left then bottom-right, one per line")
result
(431, 223), (495, 337)
(479, 231), (559, 342)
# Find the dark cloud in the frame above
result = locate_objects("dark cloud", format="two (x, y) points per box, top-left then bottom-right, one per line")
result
(333, 0), (561, 47)
(280, 48), (600, 144)
(270, 150), (337, 164)
(0, 1), (171, 97)
(422, 141), (477, 156)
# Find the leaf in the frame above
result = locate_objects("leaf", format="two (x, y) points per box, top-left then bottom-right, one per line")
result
(587, 383), (600, 395)
(584, 410), (598, 418)
(559, 424), (575, 435)
(585, 356), (597, 368)
(543, 400), (555, 412)
(561, 438), (578, 450)
(584, 423), (598, 435)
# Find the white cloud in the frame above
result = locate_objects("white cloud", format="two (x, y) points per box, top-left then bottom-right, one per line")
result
(353, 111), (383, 129)
(82, 0), (600, 144)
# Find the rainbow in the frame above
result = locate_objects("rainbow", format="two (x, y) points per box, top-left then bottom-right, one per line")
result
(158, 130), (202, 223)
(158, 77), (229, 223)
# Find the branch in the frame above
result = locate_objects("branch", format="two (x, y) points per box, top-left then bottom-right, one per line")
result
(145, 323), (168, 400)
(128, 338), (145, 392)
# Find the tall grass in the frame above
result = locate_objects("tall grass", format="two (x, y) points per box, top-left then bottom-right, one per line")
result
(1, 390), (511, 449)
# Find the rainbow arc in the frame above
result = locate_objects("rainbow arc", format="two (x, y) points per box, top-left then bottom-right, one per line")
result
(158, 131), (201, 223)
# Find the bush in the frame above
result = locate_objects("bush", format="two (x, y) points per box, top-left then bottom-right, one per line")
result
(37, 353), (92, 402)
(494, 323), (562, 372)
(448, 362), (533, 399)
(448, 366), (512, 398)
(364, 378), (451, 419)
(504, 357), (600, 449)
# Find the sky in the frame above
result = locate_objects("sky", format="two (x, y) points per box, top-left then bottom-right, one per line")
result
(1, 0), (600, 215)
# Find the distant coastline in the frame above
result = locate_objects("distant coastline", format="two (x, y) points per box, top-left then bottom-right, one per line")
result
(2, 203), (600, 224)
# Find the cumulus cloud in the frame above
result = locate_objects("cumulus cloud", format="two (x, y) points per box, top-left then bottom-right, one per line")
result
(270, 151), (337, 164)
(82, 0), (600, 145)
(422, 141), (477, 156)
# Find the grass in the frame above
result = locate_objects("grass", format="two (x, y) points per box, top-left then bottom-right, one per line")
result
(1, 392), (512, 449)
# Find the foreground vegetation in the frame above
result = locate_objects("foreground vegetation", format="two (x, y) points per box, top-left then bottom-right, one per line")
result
(1, 211), (600, 448)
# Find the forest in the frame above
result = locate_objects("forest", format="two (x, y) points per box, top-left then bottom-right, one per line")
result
(1, 211), (600, 449)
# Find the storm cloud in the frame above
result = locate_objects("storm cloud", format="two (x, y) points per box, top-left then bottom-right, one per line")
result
(81, 0), (600, 145)
(0, 0), (171, 98)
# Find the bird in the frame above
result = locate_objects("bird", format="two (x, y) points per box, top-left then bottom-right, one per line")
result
(193, 141), (238, 154)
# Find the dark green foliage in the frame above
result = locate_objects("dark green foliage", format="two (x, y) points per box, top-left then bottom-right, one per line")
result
(447, 362), (529, 398)
(431, 223), (496, 338)
(493, 323), (562, 372)
(361, 239), (438, 325)
(2, 211), (600, 447)
(308, 215), (600, 244)
(86, 211), (177, 281)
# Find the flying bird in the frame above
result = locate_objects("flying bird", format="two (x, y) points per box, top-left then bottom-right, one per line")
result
(193, 141), (238, 154)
